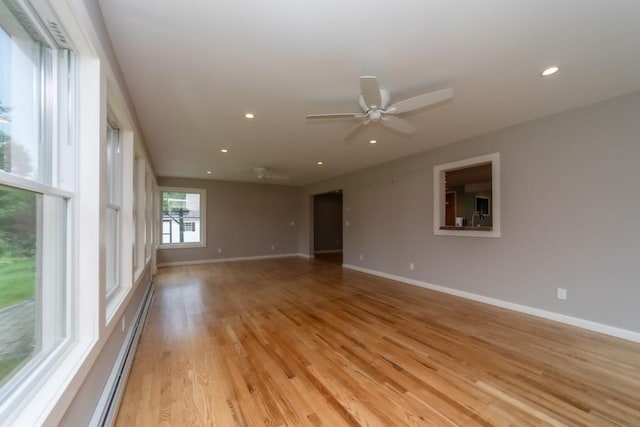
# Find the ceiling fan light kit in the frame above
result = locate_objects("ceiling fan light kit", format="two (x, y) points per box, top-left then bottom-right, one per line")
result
(306, 76), (454, 140)
(253, 166), (268, 179)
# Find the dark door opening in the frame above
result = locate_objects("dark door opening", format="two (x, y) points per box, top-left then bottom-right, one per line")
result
(313, 190), (343, 265)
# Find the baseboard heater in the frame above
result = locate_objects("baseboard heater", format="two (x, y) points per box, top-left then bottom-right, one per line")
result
(90, 282), (154, 427)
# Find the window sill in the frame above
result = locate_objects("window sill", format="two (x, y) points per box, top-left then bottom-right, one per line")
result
(435, 226), (500, 238)
(158, 242), (206, 250)
(0, 338), (95, 426)
(439, 226), (493, 231)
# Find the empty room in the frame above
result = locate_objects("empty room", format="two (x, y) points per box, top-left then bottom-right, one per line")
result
(0, 0), (639, 425)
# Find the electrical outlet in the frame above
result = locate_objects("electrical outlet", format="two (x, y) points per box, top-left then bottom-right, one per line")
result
(409, 263), (414, 271)
(359, 254), (363, 261)
(290, 220), (295, 226)
(271, 245), (275, 251)
(345, 220), (350, 227)
(557, 288), (567, 300)
(217, 248), (222, 253)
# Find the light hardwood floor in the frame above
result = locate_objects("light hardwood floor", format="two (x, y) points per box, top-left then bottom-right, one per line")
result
(115, 257), (640, 426)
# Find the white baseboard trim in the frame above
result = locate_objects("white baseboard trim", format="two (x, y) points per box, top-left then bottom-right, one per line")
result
(314, 249), (343, 254)
(158, 253), (304, 268)
(297, 253), (314, 259)
(343, 264), (640, 344)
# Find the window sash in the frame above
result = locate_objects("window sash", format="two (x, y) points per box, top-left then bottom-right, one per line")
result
(0, 185), (68, 402)
(0, 0), (75, 409)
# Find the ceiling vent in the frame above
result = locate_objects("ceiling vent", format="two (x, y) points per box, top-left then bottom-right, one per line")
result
(15, 0), (76, 50)
(45, 19), (72, 49)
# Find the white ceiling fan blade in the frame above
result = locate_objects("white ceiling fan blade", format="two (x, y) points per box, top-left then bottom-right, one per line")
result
(381, 116), (416, 134)
(387, 88), (454, 114)
(344, 119), (369, 142)
(306, 112), (365, 119)
(360, 76), (381, 108)
(267, 174), (290, 180)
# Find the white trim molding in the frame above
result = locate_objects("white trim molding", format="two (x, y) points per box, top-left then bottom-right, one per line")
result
(157, 253), (303, 268)
(343, 264), (640, 344)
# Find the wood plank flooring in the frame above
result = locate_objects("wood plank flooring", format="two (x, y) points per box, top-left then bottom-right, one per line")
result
(115, 257), (640, 426)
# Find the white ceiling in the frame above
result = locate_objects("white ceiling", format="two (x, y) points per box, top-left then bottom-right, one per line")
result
(99, 0), (640, 186)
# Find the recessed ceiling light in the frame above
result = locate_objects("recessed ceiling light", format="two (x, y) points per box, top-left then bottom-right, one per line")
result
(220, 148), (228, 153)
(541, 66), (560, 76)
(369, 139), (377, 144)
(206, 171), (212, 174)
(317, 161), (324, 165)
(244, 113), (255, 119)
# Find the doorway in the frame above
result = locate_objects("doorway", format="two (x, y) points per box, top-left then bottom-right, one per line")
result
(313, 190), (343, 264)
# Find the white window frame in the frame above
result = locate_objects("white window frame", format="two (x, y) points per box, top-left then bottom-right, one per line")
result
(0, 1), (90, 423)
(433, 152), (501, 238)
(159, 186), (206, 249)
(0, 0), (157, 423)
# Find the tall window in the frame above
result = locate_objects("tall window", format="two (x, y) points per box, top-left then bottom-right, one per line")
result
(105, 118), (121, 297)
(160, 187), (206, 248)
(144, 169), (153, 261)
(132, 157), (146, 274)
(0, 0), (74, 399)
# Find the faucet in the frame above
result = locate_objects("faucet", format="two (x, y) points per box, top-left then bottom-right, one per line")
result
(471, 211), (484, 227)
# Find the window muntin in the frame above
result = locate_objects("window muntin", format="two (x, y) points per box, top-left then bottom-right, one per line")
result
(160, 187), (206, 248)
(0, 0), (73, 404)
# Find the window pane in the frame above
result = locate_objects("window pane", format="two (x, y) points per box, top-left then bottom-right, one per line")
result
(0, 185), (67, 395)
(0, 2), (55, 184)
(105, 207), (119, 295)
(105, 119), (121, 298)
(161, 191), (202, 244)
(106, 123), (121, 205)
(0, 185), (35, 389)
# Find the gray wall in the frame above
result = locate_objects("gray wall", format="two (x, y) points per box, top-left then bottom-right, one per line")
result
(302, 90), (640, 333)
(157, 177), (301, 265)
(313, 192), (343, 252)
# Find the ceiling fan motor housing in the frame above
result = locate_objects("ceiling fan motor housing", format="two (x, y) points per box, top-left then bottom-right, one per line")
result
(305, 77), (454, 139)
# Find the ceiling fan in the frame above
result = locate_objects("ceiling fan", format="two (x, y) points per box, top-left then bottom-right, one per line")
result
(306, 76), (453, 140)
(252, 166), (288, 181)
